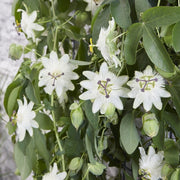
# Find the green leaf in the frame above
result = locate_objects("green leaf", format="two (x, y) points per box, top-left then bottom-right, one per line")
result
(35, 112), (53, 130)
(172, 21), (180, 52)
(82, 101), (98, 132)
(124, 23), (143, 65)
(88, 161), (106, 176)
(152, 113), (164, 150)
(168, 77), (180, 118)
(14, 136), (35, 180)
(4, 78), (23, 115)
(92, 6), (110, 43)
(69, 60), (92, 66)
(135, 0), (151, 19)
(120, 113), (140, 154)
(57, 0), (70, 12)
(142, 7), (180, 28)
(33, 129), (50, 166)
(7, 86), (22, 116)
(170, 169), (180, 180)
(25, 81), (40, 104)
(164, 139), (179, 167)
(143, 24), (174, 73)
(111, 0), (131, 29)
(163, 111), (180, 138)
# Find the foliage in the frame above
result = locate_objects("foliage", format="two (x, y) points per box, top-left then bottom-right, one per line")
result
(4, 0), (180, 179)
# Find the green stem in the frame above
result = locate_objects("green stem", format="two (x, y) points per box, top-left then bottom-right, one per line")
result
(82, 168), (89, 180)
(157, 0), (161, 7)
(51, 93), (65, 171)
(178, 0), (180, 6)
(111, 32), (126, 42)
(53, 27), (59, 51)
(24, 47), (42, 57)
(51, 0), (56, 19)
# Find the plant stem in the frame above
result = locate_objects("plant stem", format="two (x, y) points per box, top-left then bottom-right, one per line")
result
(51, 0), (56, 19)
(179, 0), (180, 6)
(51, 93), (65, 171)
(24, 47), (42, 57)
(82, 168), (89, 180)
(157, 0), (161, 7)
(53, 27), (59, 51)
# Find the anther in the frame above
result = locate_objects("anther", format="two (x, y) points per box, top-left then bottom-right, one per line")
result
(136, 78), (139, 82)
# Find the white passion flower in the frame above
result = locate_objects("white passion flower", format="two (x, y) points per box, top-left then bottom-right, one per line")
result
(83, 0), (104, 15)
(96, 18), (120, 68)
(127, 66), (171, 112)
(139, 146), (164, 180)
(79, 62), (129, 114)
(38, 51), (79, 101)
(16, 97), (39, 142)
(42, 163), (67, 180)
(17, 9), (44, 42)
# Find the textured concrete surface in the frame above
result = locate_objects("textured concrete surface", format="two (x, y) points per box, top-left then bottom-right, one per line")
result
(0, 0), (26, 179)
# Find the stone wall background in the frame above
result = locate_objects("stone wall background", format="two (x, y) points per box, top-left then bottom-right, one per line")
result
(0, 0), (27, 179)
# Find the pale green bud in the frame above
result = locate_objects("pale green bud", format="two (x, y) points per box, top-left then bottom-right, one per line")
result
(105, 103), (115, 118)
(142, 113), (159, 138)
(69, 157), (83, 171)
(70, 102), (83, 130)
(9, 43), (23, 60)
(161, 163), (174, 179)
(170, 169), (180, 180)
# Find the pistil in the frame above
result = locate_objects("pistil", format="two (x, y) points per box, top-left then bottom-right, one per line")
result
(136, 78), (158, 92)
(48, 72), (64, 86)
(97, 78), (111, 98)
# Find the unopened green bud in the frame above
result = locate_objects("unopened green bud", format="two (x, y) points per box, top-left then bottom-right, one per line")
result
(170, 169), (180, 180)
(9, 43), (23, 60)
(69, 157), (83, 171)
(142, 113), (159, 138)
(108, 112), (119, 125)
(161, 163), (174, 179)
(70, 102), (83, 130)
(105, 103), (115, 118)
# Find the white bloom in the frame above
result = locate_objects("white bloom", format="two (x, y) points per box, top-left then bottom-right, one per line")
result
(17, 9), (44, 42)
(79, 62), (129, 114)
(96, 18), (120, 68)
(83, 0), (104, 15)
(42, 163), (67, 180)
(127, 66), (171, 112)
(39, 51), (79, 102)
(16, 97), (39, 142)
(139, 146), (164, 180)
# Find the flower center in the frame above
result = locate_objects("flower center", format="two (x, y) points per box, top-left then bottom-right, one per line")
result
(48, 72), (64, 86)
(139, 169), (151, 180)
(136, 76), (158, 92)
(97, 78), (112, 98)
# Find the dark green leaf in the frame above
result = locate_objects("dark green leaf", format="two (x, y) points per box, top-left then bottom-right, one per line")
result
(34, 129), (50, 166)
(124, 23), (143, 65)
(143, 24), (174, 72)
(7, 86), (22, 116)
(168, 77), (180, 118)
(152, 114), (164, 150)
(142, 7), (180, 28)
(163, 111), (180, 138)
(57, 0), (70, 12)
(111, 0), (131, 29)
(92, 6), (110, 43)
(164, 139), (179, 167)
(172, 21), (180, 52)
(35, 112), (53, 130)
(82, 101), (98, 132)
(135, 0), (151, 19)
(14, 136), (35, 180)
(120, 113), (140, 154)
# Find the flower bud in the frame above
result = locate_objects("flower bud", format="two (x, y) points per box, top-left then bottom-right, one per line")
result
(70, 102), (84, 130)
(9, 43), (23, 60)
(142, 113), (159, 138)
(161, 163), (174, 179)
(105, 103), (115, 118)
(170, 168), (180, 180)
